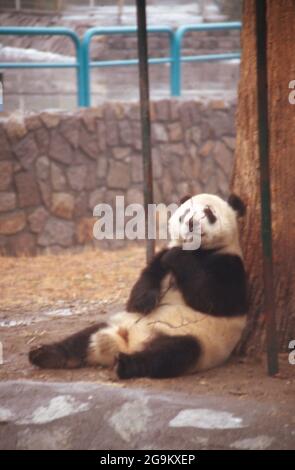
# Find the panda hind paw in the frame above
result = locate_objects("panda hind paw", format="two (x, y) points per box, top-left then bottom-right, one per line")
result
(29, 344), (67, 369)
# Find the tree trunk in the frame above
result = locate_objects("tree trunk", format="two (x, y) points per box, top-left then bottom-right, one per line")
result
(232, 0), (295, 354)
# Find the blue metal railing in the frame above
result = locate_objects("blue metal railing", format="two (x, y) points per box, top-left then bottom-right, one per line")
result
(0, 27), (84, 106)
(171, 22), (242, 96)
(81, 26), (174, 107)
(0, 22), (241, 107)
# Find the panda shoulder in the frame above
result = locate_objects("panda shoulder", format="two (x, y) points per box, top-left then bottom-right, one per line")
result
(209, 252), (246, 278)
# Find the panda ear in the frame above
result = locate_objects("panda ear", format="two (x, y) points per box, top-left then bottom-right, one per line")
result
(180, 194), (192, 205)
(228, 194), (246, 217)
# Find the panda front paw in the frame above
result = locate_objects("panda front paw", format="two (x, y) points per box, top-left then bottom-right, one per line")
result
(126, 287), (159, 314)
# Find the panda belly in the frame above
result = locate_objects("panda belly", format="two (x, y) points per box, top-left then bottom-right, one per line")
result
(127, 287), (246, 372)
(87, 283), (246, 373)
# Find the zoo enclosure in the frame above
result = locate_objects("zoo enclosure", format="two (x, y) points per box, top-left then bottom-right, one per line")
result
(0, 22), (241, 106)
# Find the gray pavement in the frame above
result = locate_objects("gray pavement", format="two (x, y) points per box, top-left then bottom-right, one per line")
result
(0, 380), (294, 450)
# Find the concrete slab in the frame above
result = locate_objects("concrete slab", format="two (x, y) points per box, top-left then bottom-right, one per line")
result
(0, 380), (294, 450)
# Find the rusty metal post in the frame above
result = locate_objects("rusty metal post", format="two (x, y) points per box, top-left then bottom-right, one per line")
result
(255, 0), (279, 375)
(136, 0), (155, 263)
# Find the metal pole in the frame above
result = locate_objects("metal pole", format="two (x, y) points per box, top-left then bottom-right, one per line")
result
(255, 0), (279, 375)
(135, 0), (155, 263)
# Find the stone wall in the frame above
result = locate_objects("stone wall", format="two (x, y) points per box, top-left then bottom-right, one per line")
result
(0, 99), (236, 255)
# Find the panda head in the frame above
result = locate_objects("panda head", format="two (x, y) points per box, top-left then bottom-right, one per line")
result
(168, 193), (246, 254)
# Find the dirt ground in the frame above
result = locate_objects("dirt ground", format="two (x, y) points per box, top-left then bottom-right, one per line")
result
(0, 246), (294, 406)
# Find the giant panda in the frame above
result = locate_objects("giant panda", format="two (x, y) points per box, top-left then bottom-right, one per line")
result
(29, 193), (248, 379)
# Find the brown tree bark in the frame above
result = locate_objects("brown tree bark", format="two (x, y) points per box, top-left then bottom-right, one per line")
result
(232, 0), (295, 354)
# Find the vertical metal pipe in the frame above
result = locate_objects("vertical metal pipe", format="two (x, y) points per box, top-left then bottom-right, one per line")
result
(171, 28), (182, 96)
(80, 32), (91, 107)
(255, 0), (279, 375)
(135, 0), (155, 263)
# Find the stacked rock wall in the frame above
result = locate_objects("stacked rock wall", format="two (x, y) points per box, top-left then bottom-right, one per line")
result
(0, 99), (236, 255)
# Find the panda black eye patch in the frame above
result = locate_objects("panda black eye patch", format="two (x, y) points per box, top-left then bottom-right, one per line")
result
(179, 208), (190, 224)
(204, 206), (217, 224)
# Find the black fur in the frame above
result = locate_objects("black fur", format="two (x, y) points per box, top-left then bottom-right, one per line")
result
(180, 194), (192, 205)
(126, 248), (169, 314)
(29, 323), (107, 369)
(117, 334), (201, 379)
(204, 206), (217, 224)
(161, 247), (248, 316)
(127, 247), (248, 317)
(228, 194), (246, 217)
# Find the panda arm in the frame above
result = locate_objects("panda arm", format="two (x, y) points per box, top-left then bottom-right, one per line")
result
(126, 249), (170, 314)
(162, 246), (202, 276)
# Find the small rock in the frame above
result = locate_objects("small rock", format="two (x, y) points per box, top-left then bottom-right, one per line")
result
(199, 140), (215, 158)
(89, 188), (105, 210)
(0, 211), (26, 235)
(34, 127), (50, 154)
(36, 156), (50, 181)
(28, 207), (49, 233)
(49, 130), (73, 165)
(107, 160), (130, 189)
(112, 147), (131, 160)
(79, 125), (98, 159)
(0, 127), (12, 160)
(118, 120), (133, 146)
(0, 192), (16, 212)
(38, 180), (52, 209)
(38, 217), (74, 247)
(97, 156), (108, 179)
(76, 217), (95, 244)
(105, 120), (119, 147)
(152, 123), (168, 143)
(51, 193), (75, 220)
(191, 126), (202, 145)
(67, 165), (87, 191)
(15, 171), (41, 208)
(126, 188), (143, 205)
(13, 133), (39, 170)
(60, 117), (80, 149)
(168, 122), (183, 142)
(40, 112), (61, 129)
(210, 99), (226, 110)
(9, 232), (36, 256)
(4, 113), (27, 140)
(154, 99), (170, 121)
(25, 114), (42, 131)
(51, 162), (67, 191)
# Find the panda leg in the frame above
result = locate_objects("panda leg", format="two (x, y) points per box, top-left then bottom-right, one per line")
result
(117, 334), (201, 379)
(29, 323), (107, 369)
